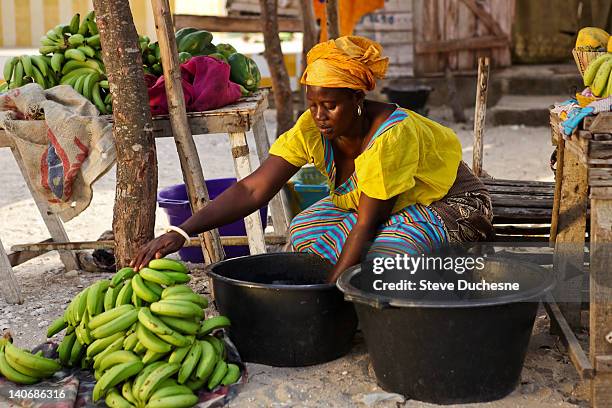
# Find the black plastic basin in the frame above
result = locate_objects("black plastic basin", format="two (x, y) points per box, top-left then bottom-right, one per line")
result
(337, 257), (555, 404)
(207, 253), (358, 367)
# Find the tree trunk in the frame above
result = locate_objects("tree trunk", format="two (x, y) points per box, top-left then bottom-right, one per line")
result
(325, 0), (340, 39)
(299, 0), (318, 109)
(93, 0), (157, 267)
(259, 0), (294, 136)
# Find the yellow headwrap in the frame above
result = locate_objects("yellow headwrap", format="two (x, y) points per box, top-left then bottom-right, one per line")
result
(300, 36), (389, 91)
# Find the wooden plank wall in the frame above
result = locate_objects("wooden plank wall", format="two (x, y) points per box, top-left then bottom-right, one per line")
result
(413, 0), (514, 76)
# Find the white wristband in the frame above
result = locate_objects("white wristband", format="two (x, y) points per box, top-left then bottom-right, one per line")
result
(166, 226), (190, 245)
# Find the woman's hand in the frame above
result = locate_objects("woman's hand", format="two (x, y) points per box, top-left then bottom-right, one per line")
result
(130, 232), (185, 271)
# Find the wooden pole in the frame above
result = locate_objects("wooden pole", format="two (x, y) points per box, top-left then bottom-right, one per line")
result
(472, 57), (490, 177)
(93, 0), (157, 267)
(550, 138), (565, 244)
(151, 0), (224, 264)
(326, 0), (340, 39)
(259, 0), (294, 136)
(0, 237), (22, 304)
(299, 0), (318, 108)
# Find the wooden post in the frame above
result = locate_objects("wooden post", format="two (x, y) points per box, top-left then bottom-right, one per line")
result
(589, 187), (612, 407)
(326, 0), (340, 39)
(472, 57), (489, 177)
(151, 0), (224, 264)
(93, 0), (158, 267)
(252, 114), (290, 235)
(229, 131), (266, 254)
(259, 0), (294, 136)
(553, 142), (588, 330)
(550, 137), (565, 244)
(0, 237), (22, 304)
(299, 0), (318, 108)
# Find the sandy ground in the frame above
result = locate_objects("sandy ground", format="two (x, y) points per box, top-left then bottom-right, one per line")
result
(0, 109), (589, 407)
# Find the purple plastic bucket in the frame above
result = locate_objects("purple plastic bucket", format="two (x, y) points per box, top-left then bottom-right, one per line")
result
(157, 178), (268, 262)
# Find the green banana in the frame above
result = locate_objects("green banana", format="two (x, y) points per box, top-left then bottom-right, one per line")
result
(77, 312), (93, 345)
(105, 388), (134, 408)
(68, 13), (80, 34)
(78, 44), (96, 58)
(221, 363), (241, 385)
(203, 336), (225, 359)
(99, 79), (109, 89)
(161, 285), (193, 299)
(144, 280), (163, 297)
(584, 53), (612, 86)
(69, 338), (84, 366)
(150, 300), (203, 319)
(115, 278), (134, 306)
(175, 27), (199, 45)
(133, 340), (146, 355)
(0, 82), (8, 93)
(92, 82), (107, 114)
(123, 331), (139, 351)
(98, 350), (140, 372)
(140, 268), (175, 286)
(12, 61), (24, 88)
(150, 384), (194, 401)
(104, 283), (120, 312)
(65, 48), (87, 62)
(147, 393), (199, 408)
(92, 360), (143, 401)
(20, 55), (34, 78)
(93, 336), (127, 370)
(138, 307), (174, 335)
(149, 259), (188, 274)
(87, 280), (109, 316)
(122, 380), (138, 405)
(61, 59), (101, 74)
(136, 322), (172, 353)
(31, 55), (49, 77)
(142, 349), (167, 364)
(58, 332), (76, 365)
(198, 316), (231, 337)
(40, 35), (60, 47)
(50, 53), (64, 73)
(91, 308), (138, 339)
(591, 58), (612, 96)
(178, 341), (202, 384)
(164, 272), (191, 284)
(68, 33), (85, 46)
(185, 375), (206, 391)
(131, 290), (143, 307)
(3, 57), (17, 82)
(86, 34), (100, 48)
(89, 304), (134, 330)
(111, 267), (135, 287)
(39, 45), (61, 55)
(207, 360), (228, 390)
(60, 68), (96, 86)
(168, 344), (191, 364)
(75, 287), (90, 323)
(195, 340), (217, 380)
(0, 349), (39, 384)
(47, 316), (67, 337)
(4, 350), (47, 378)
(78, 11), (95, 35)
(30, 66), (47, 88)
(158, 316), (200, 335)
(86, 331), (125, 358)
(87, 19), (98, 36)
(4, 342), (61, 376)
(133, 274), (161, 303)
(131, 361), (166, 401)
(165, 292), (207, 308)
(138, 362), (181, 402)
(158, 330), (191, 348)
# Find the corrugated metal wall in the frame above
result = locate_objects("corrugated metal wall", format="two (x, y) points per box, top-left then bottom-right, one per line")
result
(0, 0), (178, 48)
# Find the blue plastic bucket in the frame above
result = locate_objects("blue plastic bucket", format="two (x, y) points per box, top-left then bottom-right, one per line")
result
(293, 182), (330, 211)
(157, 178), (268, 262)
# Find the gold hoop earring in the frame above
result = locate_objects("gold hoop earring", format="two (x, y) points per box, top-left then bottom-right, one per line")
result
(357, 105), (362, 116)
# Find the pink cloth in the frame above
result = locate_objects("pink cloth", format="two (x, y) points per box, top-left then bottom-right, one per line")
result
(147, 56), (242, 115)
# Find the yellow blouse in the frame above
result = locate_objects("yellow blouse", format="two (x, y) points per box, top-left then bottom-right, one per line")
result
(269, 108), (462, 213)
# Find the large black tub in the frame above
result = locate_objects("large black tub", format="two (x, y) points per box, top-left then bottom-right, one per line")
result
(207, 253), (358, 367)
(337, 257), (554, 404)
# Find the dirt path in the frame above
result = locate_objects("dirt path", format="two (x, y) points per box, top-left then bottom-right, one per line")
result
(0, 110), (588, 407)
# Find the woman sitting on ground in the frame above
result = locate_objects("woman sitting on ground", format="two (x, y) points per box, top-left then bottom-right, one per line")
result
(132, 36), (494, 282)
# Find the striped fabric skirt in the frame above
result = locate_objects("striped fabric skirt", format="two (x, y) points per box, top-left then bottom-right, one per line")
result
(290, 197), (448, 264)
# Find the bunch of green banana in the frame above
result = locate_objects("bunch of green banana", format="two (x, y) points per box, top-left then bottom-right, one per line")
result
(583, 52), (612, 97)
(0, 338), (62, 384)
(2, 55), (56, 90)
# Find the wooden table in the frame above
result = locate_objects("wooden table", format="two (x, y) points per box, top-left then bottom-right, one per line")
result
(548, 110), (612, 408)
(0, 90), (290, 304)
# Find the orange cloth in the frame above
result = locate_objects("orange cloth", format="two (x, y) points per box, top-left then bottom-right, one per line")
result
(300, 36), (389, 91)
(313, 0), (385, 42)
